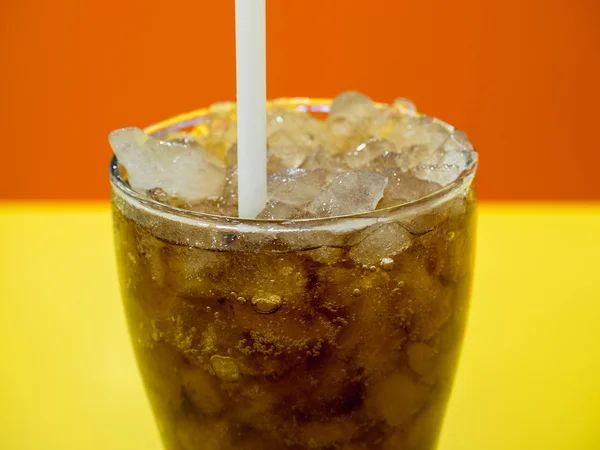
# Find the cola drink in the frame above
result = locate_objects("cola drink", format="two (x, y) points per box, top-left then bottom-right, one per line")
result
(110, 93), (478, 449)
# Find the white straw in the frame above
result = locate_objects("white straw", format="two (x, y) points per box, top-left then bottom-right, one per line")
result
(235, 0), (268, 218)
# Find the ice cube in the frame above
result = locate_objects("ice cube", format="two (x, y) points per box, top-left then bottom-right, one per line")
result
(226, 144), (238, 167)
(329, 91), (377, 125)
(432, 133), (473, 172)
(205, 103), (238, 158)
(412, 164), (462, 186)
(268, 168), (334, 206)
(378, 169), (442, 207)
(302, 147), (348, 172)
(109, 127), (226, 203)
(158, 131), (204, 146)
(331, 117), (378, 155)
(186, 199), (229, 215)
(267, 124), (337, 173)
(343, 138), (397, 170)
(385, 116), (449, 150)
(203, 132), (236, 161)
(392, 97), (417, 116)
(306, 171), (388, 218)
(268, 128), (303, 149)
(363, 151), (405, 173)
(162, 246), (229, 302)
(267, 109), (305, 130)
(365, 371), (430, 427)
(219, 166), (238, 215)
(327, 92), (379, 154)
(405, 341), (438, 376)
(387, 137), (470, 175)
(267, 109), (326, 136)
(369, 106), (402, 140)
(175, 417), (231, 450)
(208, 101), (236, 134)
(454, 129), (475, 151)
(229, 133), (310, 173)
(293, 417), (356, 449)
(395, 144), (436, 170)
(300, 247), (347, 265)
(404, 401), (446, 449)
(268, 109), (330, 151)
(229, 253), (309, 305)
(348, 221), (412, 266)
(400, 209), (448, 236)
(180, 367), (224, 414)
(267, 134), (309, 172)
(408, 287), (452, 341)
(383, 431), (407, 450)
(256, 200), (307, 220)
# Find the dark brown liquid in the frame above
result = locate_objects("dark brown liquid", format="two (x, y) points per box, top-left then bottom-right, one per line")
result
(113, 193), (476, 450)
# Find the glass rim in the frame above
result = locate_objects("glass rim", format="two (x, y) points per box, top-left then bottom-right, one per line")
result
(109, 97), (477, 228)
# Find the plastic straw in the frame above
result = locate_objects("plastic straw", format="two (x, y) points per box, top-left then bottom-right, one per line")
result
(235, 0), (268, 218)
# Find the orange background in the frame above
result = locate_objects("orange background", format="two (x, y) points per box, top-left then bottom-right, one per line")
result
(1, 0), (599, 201)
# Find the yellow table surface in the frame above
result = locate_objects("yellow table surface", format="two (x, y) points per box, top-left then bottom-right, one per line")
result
(1, 203), (599, 450)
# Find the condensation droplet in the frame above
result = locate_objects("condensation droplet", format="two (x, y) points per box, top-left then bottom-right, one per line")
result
(206, 306), (212, 313)
(214, 312), (220, 319)
(380, 257), (394, 271)
(210, 355), (240, 382)
(369, 265), (377, 272)
(237, 296), (247, 304)
(251, 292), (282, 314)
(352, 288), (361, 297)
